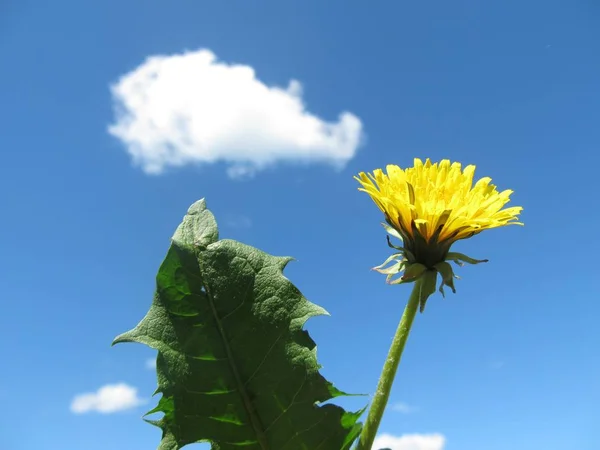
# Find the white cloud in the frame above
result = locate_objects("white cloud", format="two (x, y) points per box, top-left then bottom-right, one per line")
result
(373, 433), (446, 450)
(70, 383), (145, 414)
(391, 402), (417, 414)
(145, 358), (157, 370)
(108, 48), (364, 178)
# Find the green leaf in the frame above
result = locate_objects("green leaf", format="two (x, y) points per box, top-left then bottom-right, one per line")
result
(113, 199), (362, 450)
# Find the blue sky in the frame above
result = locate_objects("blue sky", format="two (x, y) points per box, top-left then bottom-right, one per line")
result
(1, 1), (599, 449)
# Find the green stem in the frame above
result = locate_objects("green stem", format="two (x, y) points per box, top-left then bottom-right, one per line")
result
(355, 278), (423, 450)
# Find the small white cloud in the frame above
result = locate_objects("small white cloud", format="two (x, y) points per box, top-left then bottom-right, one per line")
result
(391, 402), (417, 414)
(108, 48), (364, 177)
(70, 383), (145, 414)
(373, 433), (446, 450)
(145, 358), (157, 370)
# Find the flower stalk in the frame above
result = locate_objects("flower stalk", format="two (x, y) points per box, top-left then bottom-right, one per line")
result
(355, 272), (435, 450)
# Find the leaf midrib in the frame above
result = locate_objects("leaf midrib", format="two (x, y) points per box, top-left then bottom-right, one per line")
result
(201, 255), (269, 450)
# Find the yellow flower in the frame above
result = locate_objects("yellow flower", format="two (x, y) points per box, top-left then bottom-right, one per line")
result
(355, 158), (523, 309)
